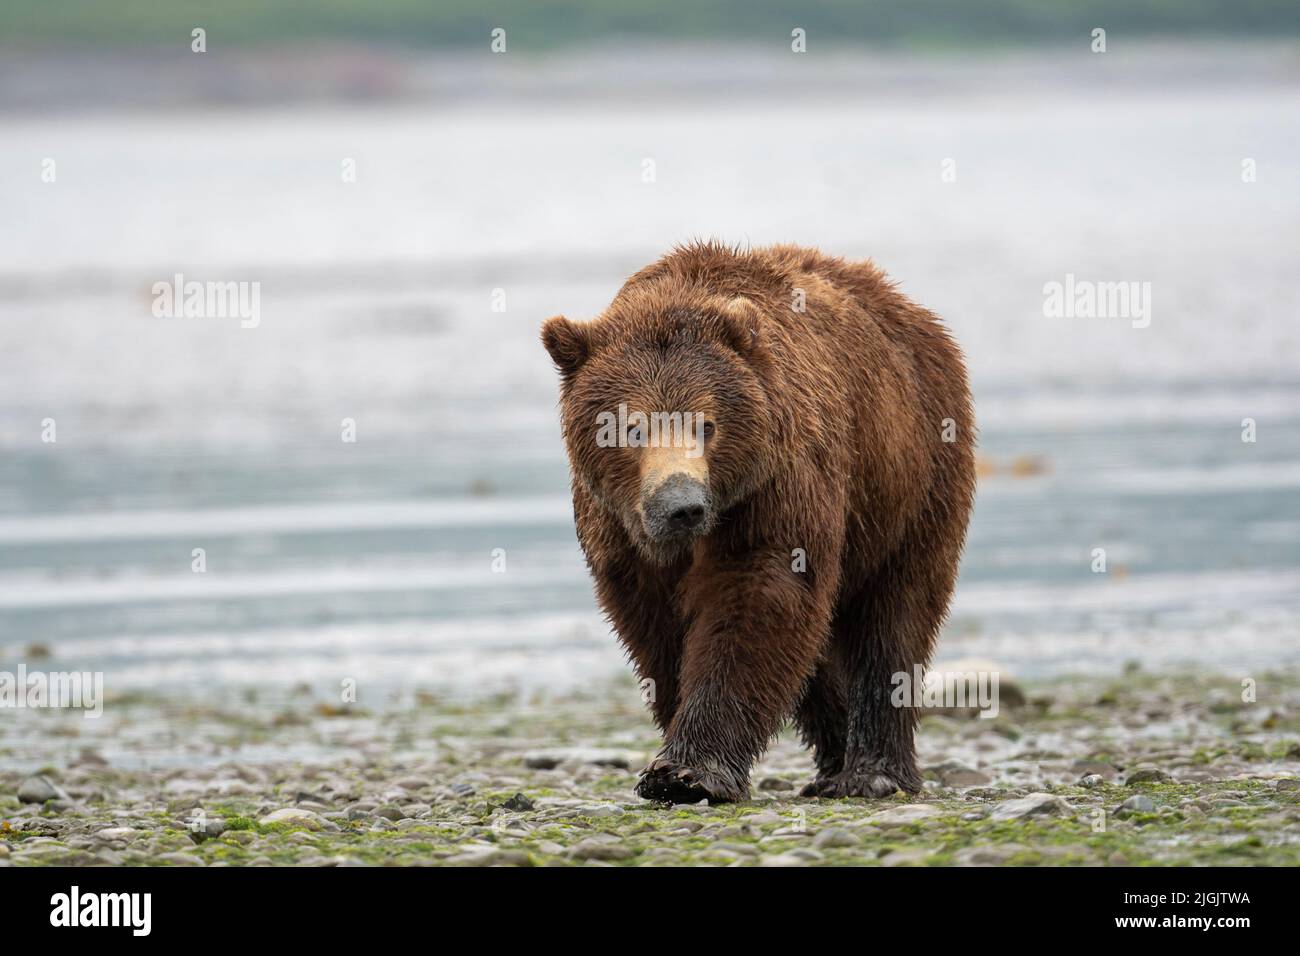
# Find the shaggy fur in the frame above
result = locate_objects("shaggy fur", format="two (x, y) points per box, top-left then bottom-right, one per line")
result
(541, 242), (976, 803)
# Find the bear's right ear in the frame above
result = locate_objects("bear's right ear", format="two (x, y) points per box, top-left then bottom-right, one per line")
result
(541, 315), (592, 380)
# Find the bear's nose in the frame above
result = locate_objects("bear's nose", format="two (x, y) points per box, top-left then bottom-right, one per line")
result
(643, 474), (710, 539)
(668, 502), (705, 532)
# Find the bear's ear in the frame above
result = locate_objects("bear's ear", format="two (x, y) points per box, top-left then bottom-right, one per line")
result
(541, 315), (592, 380)
(718, 296), (764, 358)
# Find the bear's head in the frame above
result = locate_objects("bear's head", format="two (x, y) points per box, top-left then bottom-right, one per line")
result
(542, 289), (777, 564)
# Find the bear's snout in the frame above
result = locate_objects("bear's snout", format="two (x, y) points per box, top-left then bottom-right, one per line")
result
(642, 474), (711, 541)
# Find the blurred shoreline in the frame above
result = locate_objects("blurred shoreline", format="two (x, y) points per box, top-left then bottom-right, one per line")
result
(4, 40), (1299, 115)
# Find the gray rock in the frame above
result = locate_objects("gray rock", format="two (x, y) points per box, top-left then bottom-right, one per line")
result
(786, 847), (825, 861)
(1126, 768), (1172, 786)
(990, 792), (1071, 820)
(812, 828), (860, 849)
(95, 827), (141, 842)
(869, 804), (945, 828)
(758, 777), (795, 791)
(1079, 773), (1105, 788)
(155, 852), (205, 866)
(880, 848), (931, 866)
(954, 844), (1030, 866)
(258, 808), (338, 831)
(711, 841), (760, 857)
(1118, 795), (1156, 815)
(927, 760), (993, 787)
(186, 815), (228, 843)
(17, 775), (69, 804)
(568, 838), (635, 861)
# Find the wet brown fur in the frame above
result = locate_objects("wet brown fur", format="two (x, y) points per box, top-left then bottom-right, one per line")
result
(541, 241), (976, 803)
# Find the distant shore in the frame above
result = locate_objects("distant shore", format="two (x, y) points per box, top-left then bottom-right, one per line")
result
(3, 39), (1298, 115)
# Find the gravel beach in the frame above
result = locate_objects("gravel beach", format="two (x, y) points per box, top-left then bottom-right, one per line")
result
(3, 667), (1298, 867)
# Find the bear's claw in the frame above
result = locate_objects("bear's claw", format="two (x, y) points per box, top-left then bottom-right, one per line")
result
(635, 757), (747, 804)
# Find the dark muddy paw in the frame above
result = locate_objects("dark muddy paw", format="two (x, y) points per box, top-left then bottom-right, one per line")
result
(635, 757), (747, 804)
(799, 775), (839, 798)
(806, 766), (916, 799)
(835, 770), (908, 799)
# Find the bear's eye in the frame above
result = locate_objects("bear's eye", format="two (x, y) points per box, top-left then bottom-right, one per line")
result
(702, 421), (715, 439)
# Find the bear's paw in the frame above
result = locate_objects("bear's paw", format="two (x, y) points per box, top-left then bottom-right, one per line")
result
(635, 756), (748, 805)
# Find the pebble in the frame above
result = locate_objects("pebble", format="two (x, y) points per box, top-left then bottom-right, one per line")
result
(188, 816), (229, 842)
(259, 808), (338, 831)
(954, 844), (1029, 866)
(1126, 768), (1172, 785)
(96, 827), (141, 842)
(869, 804), (945, 828)
(568, 838), (635, 861)
(1118, 795), (1156, 815)
(711, 841), (759, 856)
(880, 848), (931, 867)
(155, 852), (205, 866)
(17, 775), (70, 804)
(812, 828), (860, 849)
(928, 760), (993, 787)
(990, 793), (1071, 820)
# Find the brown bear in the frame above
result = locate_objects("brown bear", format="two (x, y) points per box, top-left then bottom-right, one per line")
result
(541, 242), (975, 803)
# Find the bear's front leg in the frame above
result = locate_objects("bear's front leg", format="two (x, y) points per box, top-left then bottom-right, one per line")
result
(635, 553), (834, 804)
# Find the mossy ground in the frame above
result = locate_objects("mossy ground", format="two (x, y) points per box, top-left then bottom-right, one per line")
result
(2, 668), (1297, 866)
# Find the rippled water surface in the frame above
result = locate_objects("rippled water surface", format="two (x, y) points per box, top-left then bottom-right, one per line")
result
(2, 48), (1298, 697)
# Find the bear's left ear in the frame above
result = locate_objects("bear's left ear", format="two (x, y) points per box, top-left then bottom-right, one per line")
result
(718, 296), (764, 359)
(541, 315), (592, 380)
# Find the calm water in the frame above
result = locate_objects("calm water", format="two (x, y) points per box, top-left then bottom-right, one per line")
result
(2, 48), (1298, 697)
